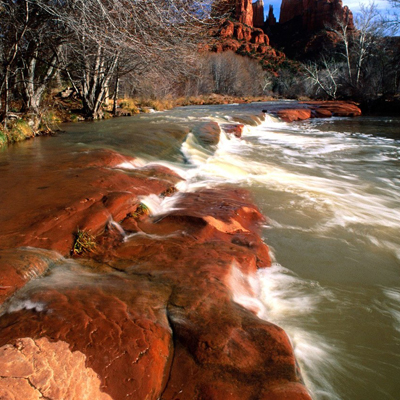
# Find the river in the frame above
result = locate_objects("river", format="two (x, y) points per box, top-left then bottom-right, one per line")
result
(0, 102), (399, 399)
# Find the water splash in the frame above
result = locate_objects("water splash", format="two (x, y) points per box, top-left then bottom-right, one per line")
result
(229, 261), (266, 318)
(139, 193), (183, 217)
(383, 288), (400, 334)
(256, 264), (343, 399)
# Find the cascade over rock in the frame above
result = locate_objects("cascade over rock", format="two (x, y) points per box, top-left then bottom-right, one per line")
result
(0, 127), (317, 400)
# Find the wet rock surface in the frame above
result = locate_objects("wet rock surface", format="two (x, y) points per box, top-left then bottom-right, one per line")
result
(221, 123), (245, 138)
(0, 147), (311, 399)
(0, 248), (62, 305)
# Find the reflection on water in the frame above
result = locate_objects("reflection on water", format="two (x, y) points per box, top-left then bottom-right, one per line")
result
(0, 103), (399, 399)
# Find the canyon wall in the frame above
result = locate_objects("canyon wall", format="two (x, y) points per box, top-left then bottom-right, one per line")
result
(235, 0), (253, 25)
(279, 0), (354, 31)
(233, 0), (354, 32)
(252, 0), (265, 28)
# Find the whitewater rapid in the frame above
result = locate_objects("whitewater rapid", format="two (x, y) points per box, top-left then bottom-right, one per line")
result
(136, 112), (400, 400)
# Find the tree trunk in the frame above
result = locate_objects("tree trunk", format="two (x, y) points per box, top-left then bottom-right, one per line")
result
(21, 46), (61, 114)
(80, 46), (119, 119)
(112, 72), (119, 116)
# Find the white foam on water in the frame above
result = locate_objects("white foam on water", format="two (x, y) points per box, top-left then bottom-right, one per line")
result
(172, 119), (400, 238)
(124, 231), (182, 241)
(108, 219), (127, 239)
(240, 121), (400, 231)
(383, 288), (400, 334)
(115, 157), (146, 169)
(139, 192), (183, 217)
(229, 261), (266, 318)
(7, 300), (46, 314)
(227, 258), (346, 399)
(366, 236), (400, 261)
(256, 263), (344, 399)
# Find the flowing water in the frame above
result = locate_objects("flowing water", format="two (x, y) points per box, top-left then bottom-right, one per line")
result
(1, 103), (399, 399)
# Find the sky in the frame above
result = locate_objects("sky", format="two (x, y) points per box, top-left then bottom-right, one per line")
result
(263, 0), (398, 21)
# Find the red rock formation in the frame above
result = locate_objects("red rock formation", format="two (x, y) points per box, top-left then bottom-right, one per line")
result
(280, 0), (354, 32)
(219, 19), (235, 38)
(235, 0), (253, 26)
(280, 0), (305, 24)
(211, 17), (282, 72)
(206, 1), (289, 73)
(266, 5), (277, 26)
(252, 27), (269, 45)
(252, 0), (265, 29)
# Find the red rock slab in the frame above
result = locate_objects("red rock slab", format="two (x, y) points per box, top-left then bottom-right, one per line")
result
(162, 302), (311, 400)
(0, 248), (62, 306)
(0, 148), (182, 255)
(92, 188), (308, 398)
(0, 268), (173, 400)
(0, 161), (310, 399)
(312, 108), (333, 118)
(303, 101), (362, 117)
(115, 188), (271, 269)
(265, 101), (361, 122)
(0, 337), (112, 399)
(221, 123), (245, 138)
(276, 108), (312, 122)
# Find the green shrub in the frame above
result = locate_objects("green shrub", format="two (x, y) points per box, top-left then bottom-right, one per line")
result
(9, 119), (34, 142)
(0, 131), (8, 148)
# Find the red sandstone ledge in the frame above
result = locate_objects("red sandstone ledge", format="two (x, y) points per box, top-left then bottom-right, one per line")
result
(263, 101), (362, 122)
(0, 148), (312, 399)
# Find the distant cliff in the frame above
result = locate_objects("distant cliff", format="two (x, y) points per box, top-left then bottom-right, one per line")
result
(235, 0), (253, 25)
(266, 0), (355, 58)
(228, 0), (355, 59)
(279, 0), (354, 32)
(207, 0), (287, 73)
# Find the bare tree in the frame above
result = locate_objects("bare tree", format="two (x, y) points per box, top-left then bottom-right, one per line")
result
(310, 2), (393, 101)
(207, 51), (266, 96)
(39, 0), (217, 119)
(304, 56), (341, 99)
(385, 0), (400, 31)
(1, 0), (220, 121)
(0, 0), (30, 126)
(0, 0), (66, 125)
